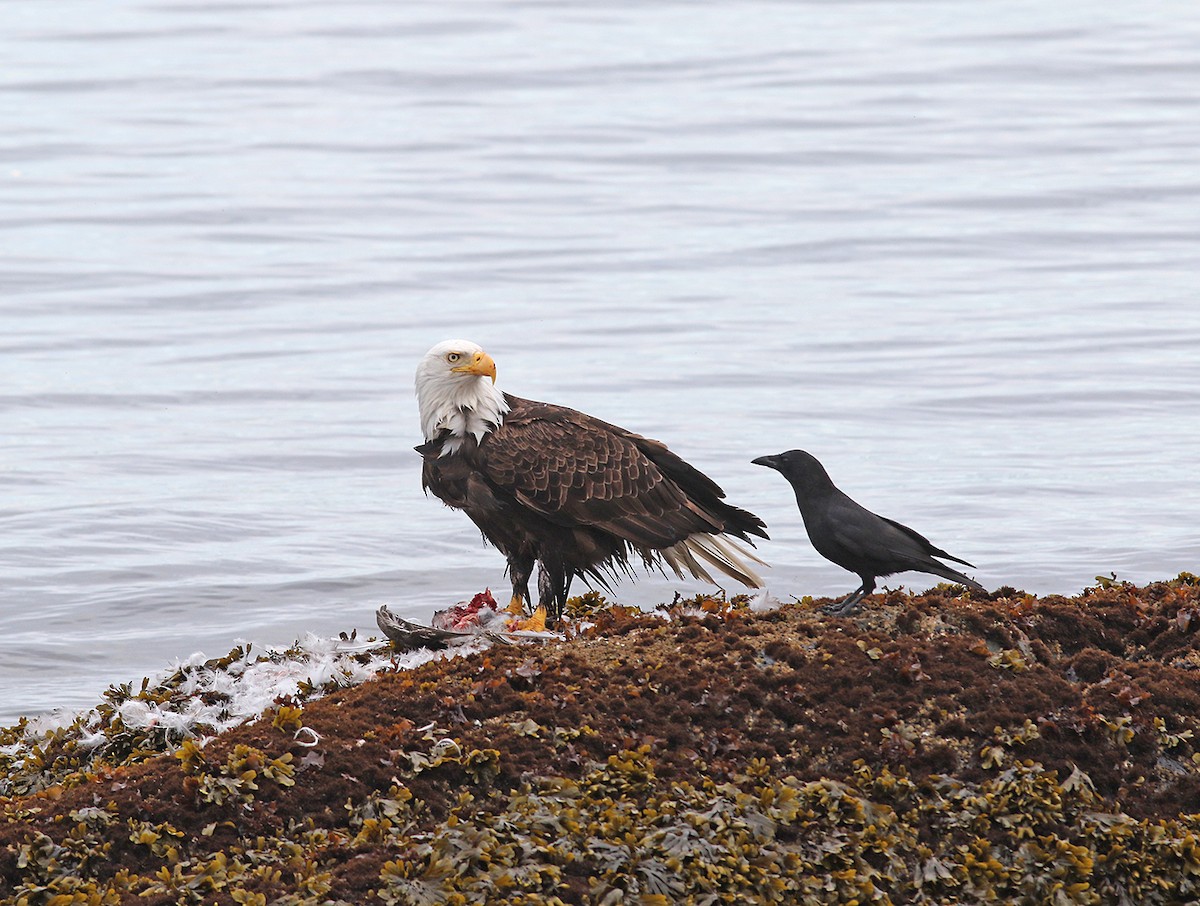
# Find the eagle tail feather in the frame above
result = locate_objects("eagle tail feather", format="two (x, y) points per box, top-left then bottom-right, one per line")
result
(660, 540), (716, 585)
(665, 533), (767, 589)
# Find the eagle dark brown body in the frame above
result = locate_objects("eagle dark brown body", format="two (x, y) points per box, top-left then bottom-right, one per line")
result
(418, 394), (768, 624)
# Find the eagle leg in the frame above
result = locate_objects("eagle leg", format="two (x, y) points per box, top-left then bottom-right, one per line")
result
(537, 561), (572, 627)
(506, 556), (535, 615)
(820, 576), (875, 617)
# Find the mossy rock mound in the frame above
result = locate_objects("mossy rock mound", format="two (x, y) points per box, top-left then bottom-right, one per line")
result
(3, 576), (1200, 904)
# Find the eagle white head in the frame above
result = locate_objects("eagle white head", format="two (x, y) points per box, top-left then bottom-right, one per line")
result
(415, 339), (509, 447)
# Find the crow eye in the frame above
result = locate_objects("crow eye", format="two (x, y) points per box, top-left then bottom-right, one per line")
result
(447, 352), (461, 363)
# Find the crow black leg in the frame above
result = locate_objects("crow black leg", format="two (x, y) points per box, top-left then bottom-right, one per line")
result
(506, 556), (534, 615)
(821, 576), (875, 617)
(537, 561), (572, 627)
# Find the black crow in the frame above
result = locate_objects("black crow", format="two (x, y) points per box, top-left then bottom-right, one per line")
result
(753, 449), (985, 615)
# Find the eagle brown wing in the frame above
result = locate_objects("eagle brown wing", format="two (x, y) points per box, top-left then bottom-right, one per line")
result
(469, 396), (763, 548)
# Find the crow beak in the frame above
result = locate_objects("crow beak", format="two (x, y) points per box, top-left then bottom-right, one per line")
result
(752, 455), (780, 470)
(453, 351), (497, 383)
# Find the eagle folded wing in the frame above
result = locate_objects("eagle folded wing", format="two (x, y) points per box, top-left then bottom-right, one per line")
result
(478, 412), (720, 547)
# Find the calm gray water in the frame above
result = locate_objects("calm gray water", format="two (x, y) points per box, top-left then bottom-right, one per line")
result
(2, 1), (1199, 723)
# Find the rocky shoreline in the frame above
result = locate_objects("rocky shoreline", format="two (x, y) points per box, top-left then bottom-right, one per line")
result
(3, 576), (1200, 904)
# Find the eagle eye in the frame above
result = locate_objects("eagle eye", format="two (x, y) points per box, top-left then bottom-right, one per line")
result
(447, 352), (461, 363)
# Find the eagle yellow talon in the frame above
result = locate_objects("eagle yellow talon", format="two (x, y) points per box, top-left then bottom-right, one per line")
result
(515, 606), (547, 632)
(506, 595), (527, 615)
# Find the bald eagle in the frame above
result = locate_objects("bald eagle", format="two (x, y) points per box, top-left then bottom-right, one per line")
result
(415, 339), (769, 624)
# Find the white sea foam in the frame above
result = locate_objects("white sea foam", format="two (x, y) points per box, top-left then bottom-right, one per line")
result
(0, 632), (496, 779)
(119, 634), (483, 739)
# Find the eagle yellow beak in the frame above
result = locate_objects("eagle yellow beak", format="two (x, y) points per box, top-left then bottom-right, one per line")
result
(452, 351), (497, 383)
